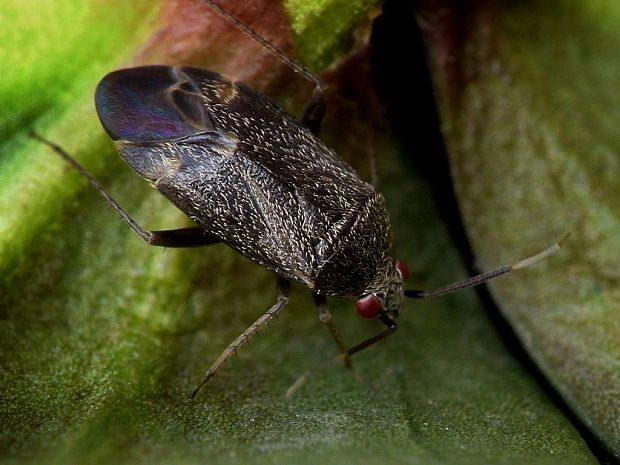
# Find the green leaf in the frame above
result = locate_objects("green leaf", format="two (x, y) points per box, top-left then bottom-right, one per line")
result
(419, 0), (620, 456)
(284, 0), (382, 69)
(0, 1), (599, 464)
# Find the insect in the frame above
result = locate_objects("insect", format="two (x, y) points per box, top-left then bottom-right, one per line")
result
(31, 0), (562, 398)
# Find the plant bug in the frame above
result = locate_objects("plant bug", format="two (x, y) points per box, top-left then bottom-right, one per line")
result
(31, 0), (564, 398)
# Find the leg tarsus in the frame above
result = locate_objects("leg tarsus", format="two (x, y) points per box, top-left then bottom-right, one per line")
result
(191, 277), (291, 399)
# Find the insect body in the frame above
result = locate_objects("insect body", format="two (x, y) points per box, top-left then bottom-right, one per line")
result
(32, 1), (562, 398)
(92, 64), (411, 394)
(96, 66), (396, 309)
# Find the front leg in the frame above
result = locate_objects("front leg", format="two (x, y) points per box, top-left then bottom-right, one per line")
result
(346, 315), (398, 357)
(312, 293), (353, 370)
(286, 295), (374, 398)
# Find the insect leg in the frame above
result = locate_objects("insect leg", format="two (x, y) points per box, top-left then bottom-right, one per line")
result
(285, 295), (374, 396)
(367, 126), (379, 189)
(345, 315), (398, 357)
(201, 0), (327, 135)
(301, 87), (326, 135)
(146, 228), (220, 248)
(191, 277), (291, 399)
(312, 293), (353, 370)
(30, 131), (220, 248)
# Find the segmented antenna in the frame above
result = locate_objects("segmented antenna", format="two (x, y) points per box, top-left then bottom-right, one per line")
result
(202, 0), (327, 92)
(404, 233), (570, 299)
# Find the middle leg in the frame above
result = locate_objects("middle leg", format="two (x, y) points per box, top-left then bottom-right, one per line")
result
(312, 293), (353, 371)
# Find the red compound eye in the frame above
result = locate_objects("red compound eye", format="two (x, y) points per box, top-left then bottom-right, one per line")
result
(396, 259), (409, 281)
(355, 294), (381, 319)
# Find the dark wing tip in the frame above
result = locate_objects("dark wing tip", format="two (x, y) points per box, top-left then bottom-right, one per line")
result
(95, 65), (214, 143)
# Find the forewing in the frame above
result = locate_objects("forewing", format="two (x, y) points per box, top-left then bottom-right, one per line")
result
(95, 65), (385, 288)
(186, 66), (375, 221)
(96, 66), (214, 144)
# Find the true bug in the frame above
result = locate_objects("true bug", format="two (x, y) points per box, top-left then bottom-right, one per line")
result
(32, 0), (562, 398)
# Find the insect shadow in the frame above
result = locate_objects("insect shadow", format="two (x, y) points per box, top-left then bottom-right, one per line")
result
(30, 0), (564, 398)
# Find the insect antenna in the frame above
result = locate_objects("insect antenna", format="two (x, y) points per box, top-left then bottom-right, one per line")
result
(404, 233), (570, 299)
(202, 0), (328, 133)
(202, 0), (327, 93)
